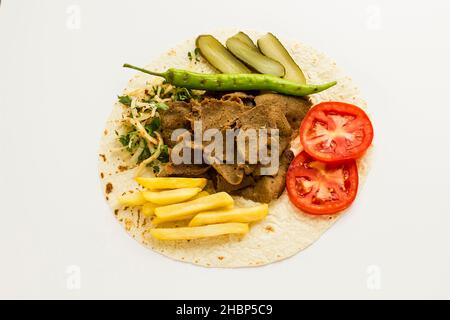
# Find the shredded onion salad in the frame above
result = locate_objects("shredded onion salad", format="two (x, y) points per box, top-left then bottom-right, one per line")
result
(115, 82), (203, 176)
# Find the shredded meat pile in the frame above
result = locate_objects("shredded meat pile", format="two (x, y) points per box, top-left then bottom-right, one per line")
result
(158, 92), (312, 203)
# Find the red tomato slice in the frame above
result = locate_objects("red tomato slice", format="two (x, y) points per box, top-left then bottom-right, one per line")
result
(300, 102), (373, 162)
(286, 152), (358, 215)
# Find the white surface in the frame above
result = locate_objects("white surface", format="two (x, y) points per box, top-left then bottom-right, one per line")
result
(0, 0), (449, 299)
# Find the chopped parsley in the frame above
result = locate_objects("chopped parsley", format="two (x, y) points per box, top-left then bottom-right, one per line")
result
(144, 117), (161, 136)
(138, 145), (152, 163)
(118, 95), (132, 106)
(188, 48), (201, 62)
(172, 87), (193, 101)
(119, 131), (140, 152)
(158, 144), (169, 163)
(155, 102), (169, 111)
(194, 48), (200, 59)
(152, 165), (160, 174)
(118, 133), (130, 147)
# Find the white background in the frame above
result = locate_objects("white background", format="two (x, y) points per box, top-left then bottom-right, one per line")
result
(1, 0), (449, 299)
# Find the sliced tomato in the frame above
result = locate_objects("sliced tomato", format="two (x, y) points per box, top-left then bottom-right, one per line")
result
(286, 151), (358, 215)
(300, 102), (373, 162)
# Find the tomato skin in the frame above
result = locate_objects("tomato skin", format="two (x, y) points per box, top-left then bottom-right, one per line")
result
(300, 102), (374, 162)
(286, 152), (359, 215)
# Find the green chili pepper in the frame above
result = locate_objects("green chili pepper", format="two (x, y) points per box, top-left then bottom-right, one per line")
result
(123, 64), (336, 97)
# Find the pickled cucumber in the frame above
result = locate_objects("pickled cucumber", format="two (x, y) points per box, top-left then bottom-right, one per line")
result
(226, 37), (285, 77)
(196, 35), (251, 74)
(229, 32), (258, 51)
(257, 33), (307, 84)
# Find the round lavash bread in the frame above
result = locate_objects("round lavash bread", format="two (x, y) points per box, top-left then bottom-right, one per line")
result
(98, 29), (371, 268)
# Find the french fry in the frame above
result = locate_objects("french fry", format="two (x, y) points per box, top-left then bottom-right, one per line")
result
(142, 187), (202, 205)
(135, 177), (207, 190)
(191, 190), (209, 200)
(153, 192), (234, 224)
(142, 203), (158, 217)
(188, 204), (269, 227)
(117, 191), (146, 206)
(149, 223), (249, 240)
(141, 191), (210, 218)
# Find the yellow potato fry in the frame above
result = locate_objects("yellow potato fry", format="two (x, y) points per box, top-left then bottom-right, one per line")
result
(142, 187), (202, 205)
(188, 204), (269, 227)
(191, 190), (209, 200)
(149, 223), (249, 240)
(142, 191), (210, 220)
(141, 203), (158, 217)
(142, 191), (209, 217)
(153, 192), (234, 224)
(117, 192), (146, 206)
(135, 177), (207, 190)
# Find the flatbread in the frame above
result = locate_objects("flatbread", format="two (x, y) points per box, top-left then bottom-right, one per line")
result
(98, 29), (371, 268)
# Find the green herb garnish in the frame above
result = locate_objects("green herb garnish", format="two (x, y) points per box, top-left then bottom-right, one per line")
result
(158, 144), (169, 163)
(194, 48), (200, 62)
(119, 134), (130, 147)
(149, 117), (161, 131)
(152, 165), (160, 174)
(118, 95), (132, 106)
(155, 102), (169, 111)
(119, 131), (140, 152)
(144, 117), (161, 136)
(172, 87), (192, 101)
(188, 49), (201, 63)
(138, 145), (151, 163)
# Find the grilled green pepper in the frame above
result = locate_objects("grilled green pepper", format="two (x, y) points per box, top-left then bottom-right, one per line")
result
(123, 64), (336, 97)
(226, 37), (285, 77)
(195, 35), (251, 74)
(258, 33), (307, 84)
